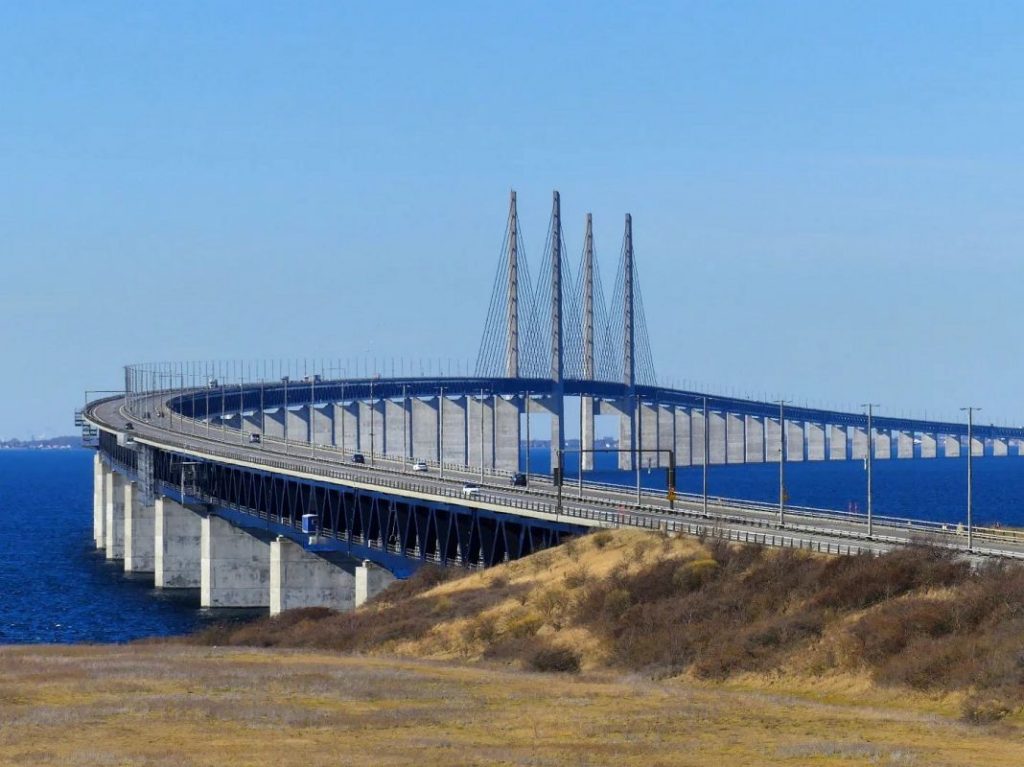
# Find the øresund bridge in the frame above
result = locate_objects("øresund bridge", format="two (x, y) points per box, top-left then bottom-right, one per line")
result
(82, 191), (1024, 615)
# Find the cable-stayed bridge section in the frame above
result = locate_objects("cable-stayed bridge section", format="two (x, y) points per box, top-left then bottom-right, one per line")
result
(82, 190), (1024, 617)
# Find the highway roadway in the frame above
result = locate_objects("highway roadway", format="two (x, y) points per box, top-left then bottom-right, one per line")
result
(86, 392), (1024, 562)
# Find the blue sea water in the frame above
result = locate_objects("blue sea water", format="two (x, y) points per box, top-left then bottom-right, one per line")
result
(2, 446), (1023, 645)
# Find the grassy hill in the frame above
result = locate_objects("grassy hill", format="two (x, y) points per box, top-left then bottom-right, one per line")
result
(189, 529), (1024, 726)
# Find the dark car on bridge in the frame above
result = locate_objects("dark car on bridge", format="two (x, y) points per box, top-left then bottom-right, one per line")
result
(510, 472), (527, 487)
(352, 453), (366, 464)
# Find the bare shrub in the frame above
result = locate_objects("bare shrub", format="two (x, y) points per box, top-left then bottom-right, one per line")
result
(529, 645), (581, 674)
(590, 530), (613, 549)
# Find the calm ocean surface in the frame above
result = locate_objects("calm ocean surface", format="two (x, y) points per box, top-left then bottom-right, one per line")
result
(2, 447), (1023, 644)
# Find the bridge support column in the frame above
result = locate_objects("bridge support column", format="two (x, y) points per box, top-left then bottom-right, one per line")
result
(269, 537), (356, 616)
(580, 396), (595, 471)
(242, 412), (262, 438)
(617, 402), (633, 470)
(263, 409), (285, 439)
(994, 438), (1008, 457)
(335, 403), (358, 454)
(829, 425), (847, 460)
(786, 421), (805, 461)
(807, 423), (825, 460)
(640, 402), (659, 468)
(494, 396), (520, 472)
(201, 515), (270, 608)
(726, 413), (744, 463)
(657, 404), (674, 467)
(897, 431), (914, 459)
(943, 435), (960, 458)
(675, 407), (692, 466)
(441, 395), (467, 466)
(1016, 439), (1024, 457)
(385, 399), (407, 459)
(708, 411), (726, 464)
(851, 427), (868, 459)
(286, 408), (310, 445)
(744, 415), (764, 462)
(468, 395), (495, 470)
(93, 455), (108, 549)
(920, 433), (937, 458)
(765, 416), (781, 462)
(124, 482), (155, 573)
(411, 398), (438, 462)
(971, 436), (983, 457)
(690, 408), (706, 465)
(355, 560), (396, 608)
(874, 430), (891, 459)
(104, 470), (125, 560)
(155, 496), (202, 588)
(311, 405), (333, 446)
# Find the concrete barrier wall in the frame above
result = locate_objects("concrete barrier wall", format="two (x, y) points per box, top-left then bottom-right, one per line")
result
(411, 398), (438, 462)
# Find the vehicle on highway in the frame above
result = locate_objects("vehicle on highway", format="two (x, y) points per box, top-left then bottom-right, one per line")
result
(124, 422), (134, 430)
(462, 482), (480, 497)
(248, 433), (261, 444)
(352, 453), (366, 464)
(510, 472), (527, 487)
(412, 460), (428, 472)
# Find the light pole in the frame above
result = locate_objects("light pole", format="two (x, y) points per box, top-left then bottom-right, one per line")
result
(403, 384), (408, 471)
(438, 386), (445, 480)
(479, 388), (485, 483)
(524, 392), (531, 483)
(862, 403), (880, 538)
(635, 392), (642, 505)
(960, 406), (980, 551)
(369, 379), (375, 466)
(776, 400), (790, 526)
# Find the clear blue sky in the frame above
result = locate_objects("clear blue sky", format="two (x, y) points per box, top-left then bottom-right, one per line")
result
(2, 2), (1023, 438)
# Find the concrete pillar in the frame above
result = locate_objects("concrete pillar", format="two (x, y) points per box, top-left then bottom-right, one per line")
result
(311, 405), (333, 446)
(971, 436), (983, 457)
(355, 560), (397, 608)
(657, 404), (674, 467)
(943, 435), (961, 458)
(104, 470), (125, 560)
(385, 399), (408, 459)
(550, 404), (563, 473)
(1016, 439), (1024, 457)
(201, 515), (270, 608)
(829, 425), (847, 460)
(617, 403), (633, 470)
(744, 415), (764, 462)
(123, 482), (155, 573)
(874, 430), (891, 459)
(807, 423), (825, 461)
(263, 409), (285, 439)
(286, 408), (310, 444)
(675, 407), (692, 466)
(580, 395), (595, 471)
(640, 402), (659, 468)
(441, 395), (467, 465)
(920, 433), (937, 458)
(765, 417), (782, 462)
(242, 413), (262, 437)
(494, 396), (520, 471)
(335, 403), (359, 454)
(358, 400), (385, 456)
(897, 431), (914, 459)
(269, 537), (356, 616)
(155, 496), (202, 588)
(468, 395), (495, 470)
(93, 455), (107, 549)
(411, 398), (438, 462)
(786, 421), (804, 461)
(994, 438), (1008, 457)
(725, 413), (744, 463)
(851, 426), (868, 459)
(708, 411), (726, 464)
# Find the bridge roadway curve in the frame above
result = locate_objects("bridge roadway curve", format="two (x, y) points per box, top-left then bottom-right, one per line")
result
(86, 393), (1024, 563)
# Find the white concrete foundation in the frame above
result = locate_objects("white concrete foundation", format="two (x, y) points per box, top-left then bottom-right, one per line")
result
(786, 421), (804, 461)
(744, 415), (764, 462)
(93, 455), (107, 549)
(829, 425), (847, 460)
(155, 496), (203, 588)
(943, 435), (961, 458)
(270, 537), (356, 616)
(921, 433), (937, 458)
(124, 481), (155, 573)
(675, 408), (692, 466)
(104, 470), (125, 560)
(411, 398), (438, 462)
(201, 515), (270, 608)
(897, 431), (914, 459)
(807, 423), (825, 461)
(494, 396), (520, 471)
(726, 413), (744, 464)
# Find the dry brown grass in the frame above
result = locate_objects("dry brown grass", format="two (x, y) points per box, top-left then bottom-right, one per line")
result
(1, 643), (1022, 766)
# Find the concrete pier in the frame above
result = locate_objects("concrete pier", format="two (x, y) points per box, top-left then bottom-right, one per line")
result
(829, 425), (847, 460)
(123, 481), (155, 573)
(994, 438), (1008, 457)
(807, 423), (825, 461)
(726, 413), (744, 464)
(970, 436), (984, 457)
(657, 404), (674, 467)
(440, 395), (467, 465)
(675, 407), (692, 466)
(765, 417), (781, 462)
(921, 433), (937, 458)
(897, 431), (914, 459)
(468, 395), (495, 470)
(411, 398), (438, 462)
(269, 537), (356, 616)
(93, 455), (107, 549)
(336, 403), (359, 454)
(201, 515), (270, 608)
(154, 496), (202, 588)
(311, 405), (333, 446)
(851, 427), (868, 460)
(943, 435), (960, 458)
(358, 400), (385, 455)
(691, 409), (707, 465)
(355, 560), (397, 608)
(786, 421), (804, 461)
(580, 395), (595, 471)
(286, 407), (309, 444)
(874, 430), (891, 459)
(494, 396), (520, 471)
(104, 470), (125, 560)
(385, 399), (407, 459)
(708, 411), (726, 464)
(263, 409), (285, 439)
(744, 415), (764, 462)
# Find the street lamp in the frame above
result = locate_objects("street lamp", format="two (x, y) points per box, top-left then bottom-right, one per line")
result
(776, 400), (790, 526)
(862, 403), (880, 538)
(960, 406), (980, 551)
(702, 395), (709, 517)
